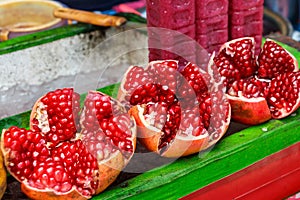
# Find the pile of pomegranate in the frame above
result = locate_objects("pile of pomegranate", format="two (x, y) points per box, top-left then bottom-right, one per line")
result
(1, 89), (136, 199)
(214, 37), (300, 125)
(0, 37), (299, 199)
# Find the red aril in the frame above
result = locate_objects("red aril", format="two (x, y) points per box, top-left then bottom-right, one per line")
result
(267, 72), (300, 119)
(30, 88), (81, 147)
(227, 77), (272, 125)
(214, 37), (257, 88)
(258, 39), (299, 79)
(119, 60), (231, 157)
(1, 88), (136, 199)
(215, 37), (300, 125)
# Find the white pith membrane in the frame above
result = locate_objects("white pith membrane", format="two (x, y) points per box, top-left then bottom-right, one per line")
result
(226, 93), (266, 103)
(21, 183), (78, 196)
(137, 105), (162, 132)
(137, 105), (208, 142)
(34, 102), (50, 133)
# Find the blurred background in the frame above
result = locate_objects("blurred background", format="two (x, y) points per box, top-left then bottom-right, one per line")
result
(264, 0), (300, 40)
(57, 0), (138, 11)
(53, 0), (300, 41)
(0, 0), (299, 39)
(52, 0), (300, 41)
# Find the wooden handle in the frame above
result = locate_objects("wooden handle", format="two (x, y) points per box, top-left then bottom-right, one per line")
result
(53, 8), (127, 27)
(0, 29), (9, 41)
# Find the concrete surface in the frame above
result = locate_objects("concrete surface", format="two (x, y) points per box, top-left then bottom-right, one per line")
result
(0, 26), (149, 119)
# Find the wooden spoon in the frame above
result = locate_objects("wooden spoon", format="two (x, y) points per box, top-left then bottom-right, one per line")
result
(54, 7), (127, 27)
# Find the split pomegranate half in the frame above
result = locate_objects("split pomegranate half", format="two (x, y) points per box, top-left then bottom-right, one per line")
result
(118, 60), (231, 157)
(214, 37), (300, 125)
(1, 88), (136, 199)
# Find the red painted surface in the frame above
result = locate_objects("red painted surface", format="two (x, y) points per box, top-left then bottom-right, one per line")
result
(181, 142), (300, 200)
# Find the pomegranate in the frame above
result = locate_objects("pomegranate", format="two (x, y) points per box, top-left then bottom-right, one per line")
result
(118, 60), (231, 157)
(257, 39), (298, 79)
(214, 37), (300, 125)
(0, 150), (6, 199)
(1, 88), (136, 199)
(213, 37), (258, 88)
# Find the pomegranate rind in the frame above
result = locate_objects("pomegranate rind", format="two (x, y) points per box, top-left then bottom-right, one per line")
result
(0, 129), (23, 183)
(93, 124), (136, 194)
(21, 183), (88, 200)
(0, 149), (6, 199)
(129, 106), (161, 154)
(96, 150), (125, 194)
(161, 136), (209, 158)
(78, 90), (137, 194)
(226, 95), (272, 125)
(130, 105), (210, 158)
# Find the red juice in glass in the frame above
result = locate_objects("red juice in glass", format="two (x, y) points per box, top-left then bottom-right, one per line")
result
(229, 0), (264, 54)
(195, 0), (229, 53)
(146, 0), (196, 63)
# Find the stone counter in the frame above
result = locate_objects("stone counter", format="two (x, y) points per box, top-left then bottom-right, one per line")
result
(0, 23), (148, 119)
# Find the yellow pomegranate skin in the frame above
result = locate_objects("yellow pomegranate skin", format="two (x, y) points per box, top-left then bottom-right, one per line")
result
(0, 150), (7, 199)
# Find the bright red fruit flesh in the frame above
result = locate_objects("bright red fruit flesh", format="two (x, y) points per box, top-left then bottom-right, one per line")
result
(1, 88), (136, 199)
(119, 60), (231, 157)
(215, 37), (300, 125)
